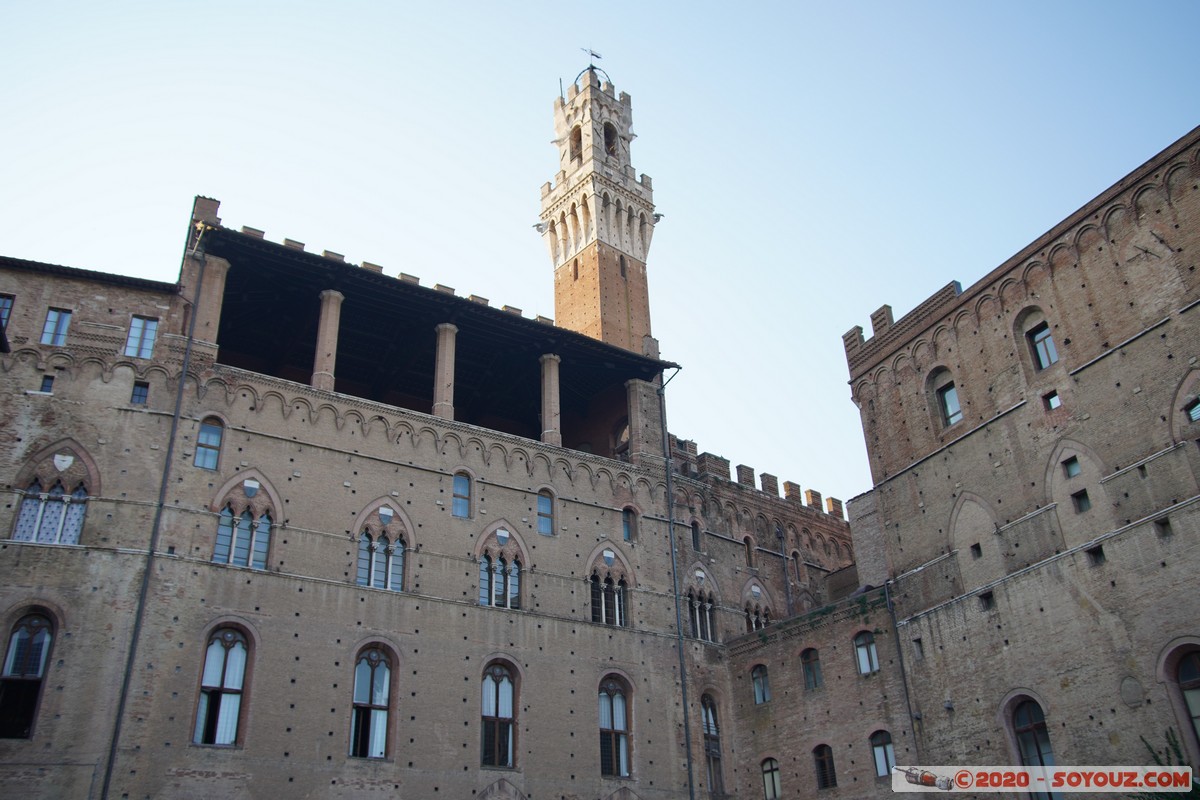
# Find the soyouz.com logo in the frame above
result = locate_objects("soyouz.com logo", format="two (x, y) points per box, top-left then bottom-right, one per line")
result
(892, 765), (1194, 793)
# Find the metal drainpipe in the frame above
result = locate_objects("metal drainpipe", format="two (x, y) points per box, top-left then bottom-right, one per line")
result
(658, 368), (695, 800)
(100, 227), (210, 799)
(885, 580), (922, 763)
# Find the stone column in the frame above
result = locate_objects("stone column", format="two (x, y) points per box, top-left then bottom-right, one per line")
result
(540, 353), (562, 446)
(311, 290), (344, 392)
(432, 323), (458, 419)
(187, 254), (231, 345)
(624, 378), (665, 466)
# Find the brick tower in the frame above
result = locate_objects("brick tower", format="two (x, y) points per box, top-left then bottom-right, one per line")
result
(539, 67), (657, 354)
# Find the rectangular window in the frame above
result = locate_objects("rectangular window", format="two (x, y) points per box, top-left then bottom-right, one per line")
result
(39, 375), (54, 393)
(1086, 545), (1106, 565)
(1186, 400), (1200, 422)
(1043, 390), (1061, 410)
(123, 316), (159, 358)
(969, 542), (982, 559)
(912, 638), (924, 660)
(979, 591), (995, 611)
(1028, 322), (1058, 369)
(452, 474), (471, 518)
(0, 295), (13, 331)
(1071, 489), (1091, 513)
(1155, 517), (1173, 538)
(40, 309), (71, 346)
(195, 421), (223, 470)
(1062, 456), (1081, 478)
(131, 381), (149, 405)
(537, 492), (554, 535)
(937, 383), (962, 426)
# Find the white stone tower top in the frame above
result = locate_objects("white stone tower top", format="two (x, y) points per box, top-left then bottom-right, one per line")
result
(540, 68), (658, 353)
(539, 67), (657, 268)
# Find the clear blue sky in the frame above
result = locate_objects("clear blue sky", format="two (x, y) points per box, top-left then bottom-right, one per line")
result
(3, 1), (1198, 506)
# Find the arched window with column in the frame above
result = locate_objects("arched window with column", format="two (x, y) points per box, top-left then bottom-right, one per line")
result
(813, 744), (837, 789)
(1177, 652), (1200, 756)
(1012, 699), (1060, 799)
(0, 612), (54, 739)
(13, 480), (88, 545)
(870, 730), (895, 777)
(598, 676), (631, 777)
(761, 757), (782, 799)
(350, 647), (392, 759)
(481, 662), (516, 768)
(193, 627), (249, 746)
(355, 504), (407, 592)
(700, 694), (723, 797)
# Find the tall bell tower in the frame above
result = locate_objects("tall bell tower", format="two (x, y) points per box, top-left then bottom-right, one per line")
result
(539, 68), (657, 355)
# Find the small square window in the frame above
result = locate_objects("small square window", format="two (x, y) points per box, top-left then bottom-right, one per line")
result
(131, 381), (149, 405)
(1186, 399), (1200, 422)
(1062, 456), (1081, 478)
(39, 375), (54, 393)
(979, 591), (995, 611)
(1086, 545), (1106, 565)
(969, 543), (982, 559)
(1043, 391), (1061, 410)
(1071, 489), (1091, 513)
(1155, 518), (1172, 538)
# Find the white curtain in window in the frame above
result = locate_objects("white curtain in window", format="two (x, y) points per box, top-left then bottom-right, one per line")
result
(354, 659), (371, 704)
(368, 708), (387, 757)
(482, 676), (496, 716)
(372, 663), (390, 706)
(193, 694), (210, 742)
(214, 693), (240, 745)
(508, 561), (520, 608)
(498, 675), (513, 718)
(598, 693), (612, 728)
(202, 640), (225, 686)
(224, 642), (246, 689)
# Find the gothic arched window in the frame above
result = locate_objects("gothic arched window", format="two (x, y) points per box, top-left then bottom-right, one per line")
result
(193, 628), (249, 746)
(481, 663), (516, 768)
(701, 694), (723, 796)
(598, 677), (630, 777)
(0, 613), (54, 739)
(214, 506), (272, 570)
(13, 480), (87, 545)
(350, 647), (392, 759)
